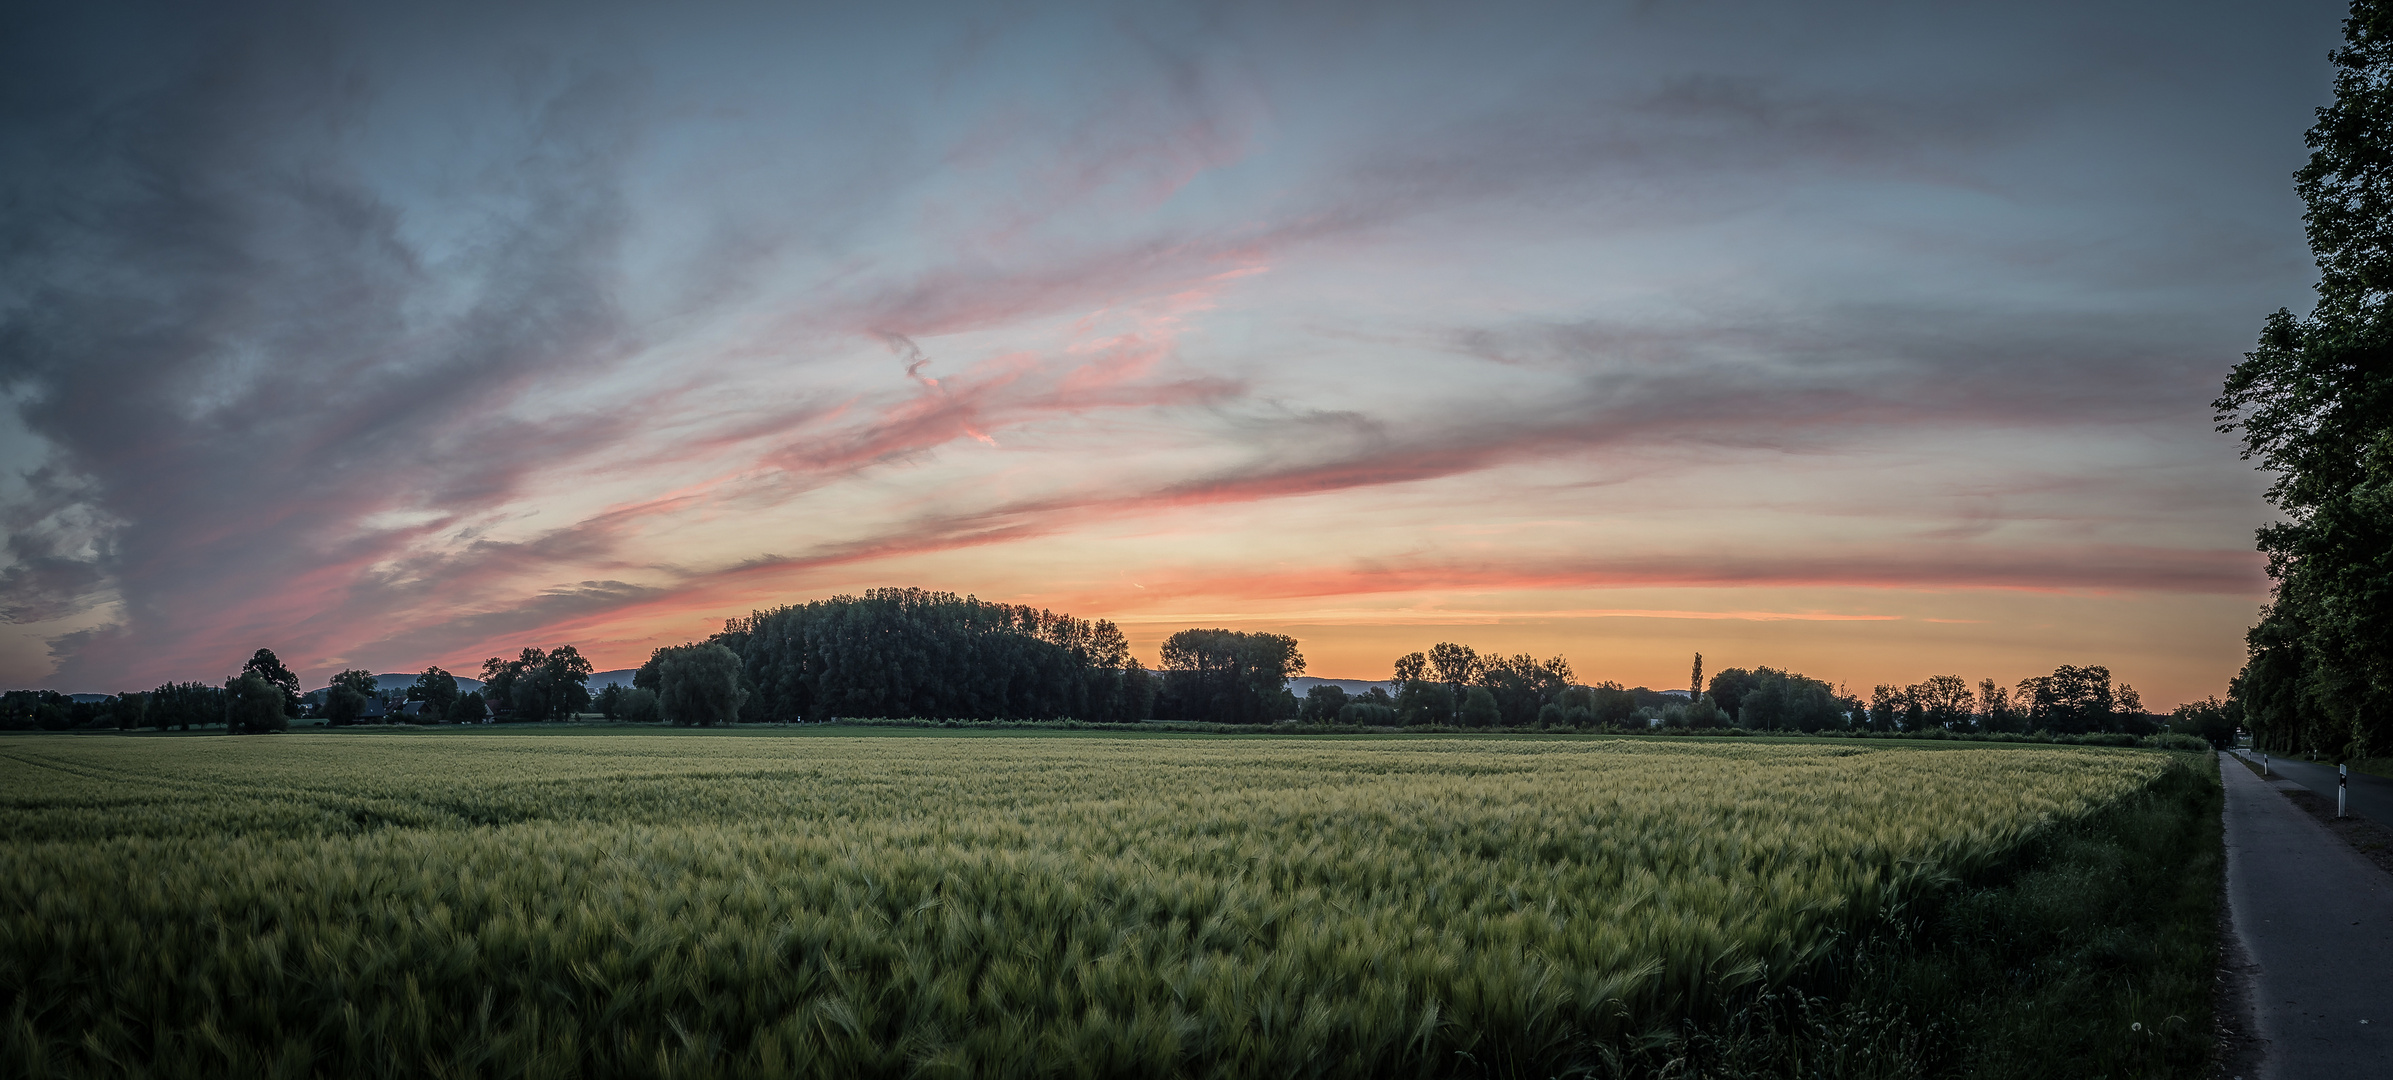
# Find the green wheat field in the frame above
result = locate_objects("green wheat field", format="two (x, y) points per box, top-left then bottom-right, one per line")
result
(0, 733), (2177, 1077)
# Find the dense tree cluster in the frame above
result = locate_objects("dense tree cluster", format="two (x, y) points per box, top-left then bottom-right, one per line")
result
(0, 690), (111, 730)
(1386, 644), (1589, 727)
(645, 643), (748, 727)
(1297, 683), (1400, 725)
(310, 665), (477, 725)
(1153, 629), (1304, 724)
(1708, 667), (1848, 732)
(323, 669), (378, 725)
(0, 682), (227, 731)
(2010, 666), (2148, 734)
(237, 649), (302, 717)
(144, 682), (223, 730)
(2220, 3), (2393, 757)
(223, 673), (288, 734)
(409, 667), (461, 720)
(594, 683), (659, 723)
(6, 647), (490, 732)
(1853, 665), (2148, 736)
(1352, 654), (2158, 736)
(708, 588), (1149, 722)
(2169, 697), (2242, 749)
(479, 646), (594, 721)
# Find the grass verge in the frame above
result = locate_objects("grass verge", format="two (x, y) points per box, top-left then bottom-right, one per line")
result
(2342, 756), (2393, 782)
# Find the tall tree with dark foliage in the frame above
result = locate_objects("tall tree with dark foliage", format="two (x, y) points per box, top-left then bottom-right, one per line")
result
(223, 672), (287, 733)
(652, 643), (748, 727)
(1155, 628), (1305, 725)
(479, 647), (594, 721)
(239, 648), (302, 717)
(325, 668), (377, 725)
(2221, 1), (2393, 756)
(408, 667), (461, 721)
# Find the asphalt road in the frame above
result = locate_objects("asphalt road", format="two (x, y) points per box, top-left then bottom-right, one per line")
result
(2232, 748), (2393, 823)
(2219, 753), (2393, 1079)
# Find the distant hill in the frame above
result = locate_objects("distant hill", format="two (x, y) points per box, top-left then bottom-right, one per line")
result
(1286, 677), (1395, 698)
(307, 673), (486, 697)
(589, 668), (638, 690)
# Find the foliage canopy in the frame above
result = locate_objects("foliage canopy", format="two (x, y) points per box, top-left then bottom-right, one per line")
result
(2222, 1), (2393, 756)
(712, 588), (1140, 722)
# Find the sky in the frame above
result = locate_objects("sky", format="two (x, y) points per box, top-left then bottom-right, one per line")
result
(0, 0), (2351, 706)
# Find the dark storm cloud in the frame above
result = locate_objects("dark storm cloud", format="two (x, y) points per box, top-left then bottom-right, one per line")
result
(0, 1), (663, 685)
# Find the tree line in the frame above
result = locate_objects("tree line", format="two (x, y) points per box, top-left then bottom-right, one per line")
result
(0, 598), (2200, 742)
(0, 646), (563, 733)
(1315, 643), (1596, 727)
(1853, 666), (2151, 735)
(1277, 644), (2178, 738)
(1, 649), (309, 733)
(1710, 663), (2156, 736)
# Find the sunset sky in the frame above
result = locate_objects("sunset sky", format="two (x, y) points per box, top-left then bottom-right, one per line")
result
(0, 0), (2350, 705)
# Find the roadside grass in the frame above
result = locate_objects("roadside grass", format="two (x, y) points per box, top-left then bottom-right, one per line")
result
(1651, 751), (2223, 1079)
(2344, 756), (2393, 782)
(2239, 746), (2393, 783)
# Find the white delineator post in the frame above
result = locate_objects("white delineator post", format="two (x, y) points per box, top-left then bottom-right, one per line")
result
(2264, 751), (2270, 777)
(2340, 763), (2348, 819)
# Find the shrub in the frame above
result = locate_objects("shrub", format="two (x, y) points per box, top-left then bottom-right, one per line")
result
(1333, 702), (1396, 725)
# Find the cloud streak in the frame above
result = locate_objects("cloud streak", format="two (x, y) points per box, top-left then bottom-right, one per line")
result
(0, 0), (2325, 705)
